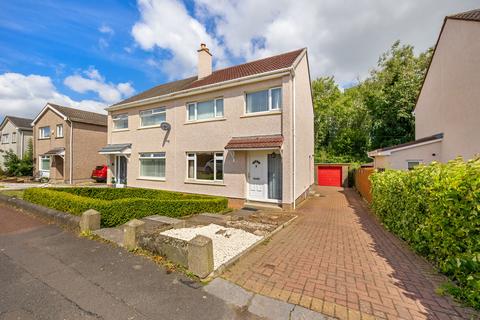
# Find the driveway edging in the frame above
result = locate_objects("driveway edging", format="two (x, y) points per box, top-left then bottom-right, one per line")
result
(0, 193), (80, 231)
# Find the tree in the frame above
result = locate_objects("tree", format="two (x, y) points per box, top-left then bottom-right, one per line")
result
(3, 139), (34, 177)
(363, 41), (432, 149)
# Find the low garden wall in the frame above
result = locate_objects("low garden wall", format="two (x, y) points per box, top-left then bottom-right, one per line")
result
(370, 158), (480, 309)
(23, 187), (228, 228)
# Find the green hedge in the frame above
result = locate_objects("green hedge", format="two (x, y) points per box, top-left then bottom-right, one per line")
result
(24, 187), (228, 228)
(370, 158), (480, 309)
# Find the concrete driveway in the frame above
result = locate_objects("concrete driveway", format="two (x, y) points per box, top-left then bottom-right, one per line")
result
(223, 186), (478, 320)
(0, 203), (257, 320)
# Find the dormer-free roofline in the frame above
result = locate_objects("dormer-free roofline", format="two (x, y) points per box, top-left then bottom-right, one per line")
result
(107, 48), (307, 112)
(31, 103), (68, 126)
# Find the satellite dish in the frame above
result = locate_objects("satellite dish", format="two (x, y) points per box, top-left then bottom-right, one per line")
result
(160, 122), (171, 131)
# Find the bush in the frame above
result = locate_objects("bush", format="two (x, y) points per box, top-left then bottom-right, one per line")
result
(2, 140), (33, 177)
(24, 187), (228, 227)
(370, 158), (480, 309)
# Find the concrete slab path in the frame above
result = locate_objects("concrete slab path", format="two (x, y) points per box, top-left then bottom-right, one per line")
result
(223, 186), (478, 320)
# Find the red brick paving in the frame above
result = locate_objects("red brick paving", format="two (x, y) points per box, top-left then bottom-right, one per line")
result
(224, 187), (478, 319)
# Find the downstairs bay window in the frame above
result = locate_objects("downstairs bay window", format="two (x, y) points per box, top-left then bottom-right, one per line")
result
(187, 152), (223, 181)
(139, 152), (166, 179)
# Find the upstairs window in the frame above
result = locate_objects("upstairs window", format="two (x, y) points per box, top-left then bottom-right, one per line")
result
(39, 126), (50, 139)
(56, 124), (64, 138)
(113, 114), (128, 130)
(140, 107), (166, 127)
(139, 152), (166, 178)
(11, 132), (16, 143)
(246, 87), (282, 114)
(187, 98), (224, 121)
(1, 133), (9, 144)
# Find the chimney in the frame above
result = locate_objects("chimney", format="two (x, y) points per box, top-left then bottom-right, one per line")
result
(197, 43), (212, 79)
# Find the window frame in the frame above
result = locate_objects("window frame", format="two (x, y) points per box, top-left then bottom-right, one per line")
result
(245, 87), (282, 114)
(112, 113), (129, 130)
(56, 124), (64, 138)
(11, 132), (16, 144)
(187, 98), (224, 122)
(407, 160), (421, 170)
(39, 155), (51, 172)
(139, 107), (166, 128)
(139, 152), (166, 180)
(1, 133), (9, 144)
(39, 126), (50, 139)
(186, 152), (224, 181)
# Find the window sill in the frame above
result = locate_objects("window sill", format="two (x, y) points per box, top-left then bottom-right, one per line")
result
(184, 117), (226, 125)
(112, 128), (129, 132)
(240, 110), (282, 118)
(138, 177), (166, 182)
(184, 179), (225, 186)
(55, 137), (64, 139)
(38, 138), (51, 140)
(137, 124), (163, 130)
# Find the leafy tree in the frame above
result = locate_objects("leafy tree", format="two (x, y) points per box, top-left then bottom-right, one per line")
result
(363, 41), (432, 149)
(3, 139), (34, 176)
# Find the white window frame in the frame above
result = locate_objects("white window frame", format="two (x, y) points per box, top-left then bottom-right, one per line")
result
(139, 152), (166, 180)
(56, 124), (64, 138)
(1, 133), (9, 144)
(407, 160), (422, 170)
(186, 152), (224, 181)
(112, 113), (129, 130)
(11, 132), (16, 144)
(39, 126), (50, 139)
(39, 155), (51, 172)
(139, 107), (166, 128)
(187, 98), (224, 121)
(245, 87), (282, 114)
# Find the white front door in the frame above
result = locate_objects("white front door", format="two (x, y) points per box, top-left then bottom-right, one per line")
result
(248, 151), (268, 201)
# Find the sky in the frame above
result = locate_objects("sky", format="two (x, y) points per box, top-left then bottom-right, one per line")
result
(0, 0), (478, 121)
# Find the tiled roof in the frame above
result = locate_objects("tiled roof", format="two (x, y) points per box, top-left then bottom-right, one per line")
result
(449, 8), (480, 22)
(112, 48), (304, 107)
(225, 134), (284, 150)
(371, 133), (444, 154)
(1, 116), (33, 130)
(48, 103), (107, 126)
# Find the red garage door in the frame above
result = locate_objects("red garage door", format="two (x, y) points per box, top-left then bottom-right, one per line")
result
(317, 166), (342, 187)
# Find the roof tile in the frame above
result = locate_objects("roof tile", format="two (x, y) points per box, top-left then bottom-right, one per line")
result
(225, 134), (283, 150)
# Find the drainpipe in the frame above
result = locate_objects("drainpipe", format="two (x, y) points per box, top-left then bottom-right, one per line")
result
(291, 70), (296, 210)
(68, 119), (73, 184)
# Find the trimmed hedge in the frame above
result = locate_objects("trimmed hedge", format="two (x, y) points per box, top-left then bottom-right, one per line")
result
(370, 158), (480, 309)
(24, 187), (228, 228)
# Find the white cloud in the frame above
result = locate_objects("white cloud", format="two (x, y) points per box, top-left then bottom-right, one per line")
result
(99, 24), (114, 35)
(64, 67), (135, 104)
(0, 72), (106, 118)
(131, 0), (227, 79)
(132, 0), (478, 85)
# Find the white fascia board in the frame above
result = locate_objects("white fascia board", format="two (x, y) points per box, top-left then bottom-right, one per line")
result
(106, 68), (292, 112)
(368, 138), (443, 157)
(32, 104), (68, 125)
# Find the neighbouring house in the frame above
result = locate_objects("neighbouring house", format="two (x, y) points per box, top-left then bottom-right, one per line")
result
(101, 44), (314, 209)
(368, 9), (480, 170)
(0, 116), (34, 169)
(32, 103), (107, 183)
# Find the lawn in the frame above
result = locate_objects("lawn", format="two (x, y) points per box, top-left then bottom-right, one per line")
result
(0, 189), (24, 199)
(23, 187), (228, 227)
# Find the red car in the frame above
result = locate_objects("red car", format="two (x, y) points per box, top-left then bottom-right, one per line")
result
(91, 165), (107, 183)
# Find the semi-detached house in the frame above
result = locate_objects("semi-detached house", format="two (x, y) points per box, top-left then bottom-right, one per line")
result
(101, 45), (314, 210)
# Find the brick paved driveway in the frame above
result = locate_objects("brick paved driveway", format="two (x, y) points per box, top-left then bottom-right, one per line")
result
(224, 187), (478, 319)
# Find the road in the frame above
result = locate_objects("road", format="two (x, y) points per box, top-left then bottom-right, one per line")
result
(0, 203), (255, 320)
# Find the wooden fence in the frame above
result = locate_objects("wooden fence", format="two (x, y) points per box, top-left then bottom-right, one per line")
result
(354, 167), (374, 203)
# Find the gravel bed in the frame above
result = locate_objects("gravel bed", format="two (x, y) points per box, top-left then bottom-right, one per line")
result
(161, 224), (263, 269)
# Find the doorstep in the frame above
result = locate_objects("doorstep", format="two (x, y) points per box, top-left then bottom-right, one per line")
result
(244, 200), (283, 211)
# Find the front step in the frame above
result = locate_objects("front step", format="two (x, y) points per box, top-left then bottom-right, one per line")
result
(243, 201), (282, 211)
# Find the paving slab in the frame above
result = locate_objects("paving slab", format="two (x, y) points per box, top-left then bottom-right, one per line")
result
(291, 306), (331, 320)
(93, 227), (123, 246)
(203, 278), (253, 308)
(247, 294), (294, 320)
(143, 215), (182, 224)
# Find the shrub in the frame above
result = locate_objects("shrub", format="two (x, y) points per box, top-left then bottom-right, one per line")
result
(370, 157), (480, 309)
(24, 187), (228, 227)
(2, 140), (33, 177)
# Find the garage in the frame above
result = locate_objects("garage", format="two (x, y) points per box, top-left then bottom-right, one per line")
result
(317, 165), (343, 187)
